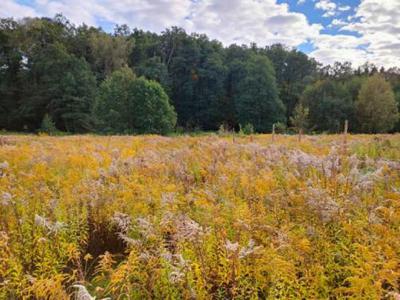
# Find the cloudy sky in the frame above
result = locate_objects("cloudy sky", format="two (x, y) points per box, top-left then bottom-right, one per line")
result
(1, 0), (399, 68)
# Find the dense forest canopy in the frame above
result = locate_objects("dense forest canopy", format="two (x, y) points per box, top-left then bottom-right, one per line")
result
(1, 15), (399, 134)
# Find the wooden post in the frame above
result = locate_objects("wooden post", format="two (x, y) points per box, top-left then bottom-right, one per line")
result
(272, 123), (275, 142)
(343, 120), (348, 154)
(298, 128), (303, 142)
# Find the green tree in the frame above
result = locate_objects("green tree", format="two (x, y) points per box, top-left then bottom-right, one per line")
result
(130, 77), (177, 134)
(265, 44), (318, 123)
(0, 18), (25, 130)
(22, 43), (96, 132)
(233, 54), (285, 132)
(95, 67), (137, 133)
(290, 103), (309, 133)
(355, 74), (399, 133)
(96, 67), (176, 134)
(162, 29), (227, 130)
(89, 31), (133, 81)
(39, 114), (57, 134)
(301, 79), (354, 132)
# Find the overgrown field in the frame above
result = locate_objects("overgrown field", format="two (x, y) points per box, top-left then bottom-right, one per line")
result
(1, 134), (400, 299)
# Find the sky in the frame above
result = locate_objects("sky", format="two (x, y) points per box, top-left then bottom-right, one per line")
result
(1, 0), (399, 68)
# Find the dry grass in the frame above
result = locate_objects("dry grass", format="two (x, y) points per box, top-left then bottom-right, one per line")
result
(1, 134), (400, 299)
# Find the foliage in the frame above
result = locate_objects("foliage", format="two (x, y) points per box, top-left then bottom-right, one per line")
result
(301, 79), (354, 133)
(1, 134), (400, 298)
(239, 123), (255, 135)
(129, 77), (177, 134)
(233, 54), (286, 132)
(89, 30), (133, 81)
(356, 74), (399, 133)
(265, 44), (318, 122)
(0, 16), (400, 134)
(39, 114), (57, 135)
(274, 121), (288, 134)
(290, 103), (309, 133)
(96, 67), (176, 134)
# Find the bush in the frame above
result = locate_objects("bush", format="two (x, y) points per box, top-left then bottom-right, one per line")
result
(239, 123), (254, 135)
(274, 122), (287, 134)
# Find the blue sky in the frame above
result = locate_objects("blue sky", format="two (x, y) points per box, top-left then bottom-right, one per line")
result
(1, 0), (399, 67)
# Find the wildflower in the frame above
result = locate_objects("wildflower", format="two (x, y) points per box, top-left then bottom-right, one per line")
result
(239, 239), (263, 258)
(235, 219), (251, 230)
(388, 292), (400, 300)
(136, 217), (155, 237)
(368, 211), (381, 225)
(175, 215), (207, 242)
(288, 150), (320, 173)
(108, 163), (119, 177)
(0, 161), (9, 176)
(225, 240), (239, 252)
(0, 231), (9, 242)
(138, 251), (151, 262)
(162, 214), (209, 242)
(161, 252), (173, 262)
(322, 148), (340, 178)
(169, 270), (185, 284)
(26, 275), (36, 284)
(163, 252), (188, 284)
(72, 285), (95, 300)
(53, 221), (65, 232)
(161, 192), (175, 206)
(275, 231), (290, 249)
(1, 192), (12, 206)
(0, 161), (9, 170)
(111, 212), (131, 233)
(305, 187), (340, 223)
(117, 233), (140, 246)
(34, 214), (65, 233)
(35, 214), (49, 228)
(337, 174), (347, 185)
(37, 237), (47, 243)
(348, 154), (359, 168)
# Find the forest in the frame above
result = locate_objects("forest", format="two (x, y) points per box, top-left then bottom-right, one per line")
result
(1, 15), (399, 135)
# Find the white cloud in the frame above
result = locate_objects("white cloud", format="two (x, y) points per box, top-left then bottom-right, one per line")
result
(297, 0), (306, 5)
(186, 0), (322, 47)
(0, 0), (322, 48)
(338, 5), (351, 11)
(315, 1), (351, 18)
(0, 0), (37, 18)
(315, 0), (337, 17)
(340, 0), (400, 68)
(328, 18), (348, 27)
(309, 34), (369, 66)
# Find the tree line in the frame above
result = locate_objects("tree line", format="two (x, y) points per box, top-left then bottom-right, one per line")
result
(1, 15), (399, 134)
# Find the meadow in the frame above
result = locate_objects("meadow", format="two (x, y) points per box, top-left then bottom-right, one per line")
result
(1, 134), (400, 299)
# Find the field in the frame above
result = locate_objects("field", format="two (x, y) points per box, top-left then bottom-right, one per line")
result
(1, 134), (400, 299)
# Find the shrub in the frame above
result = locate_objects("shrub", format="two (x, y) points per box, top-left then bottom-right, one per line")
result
(39, 114), (58, 135)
